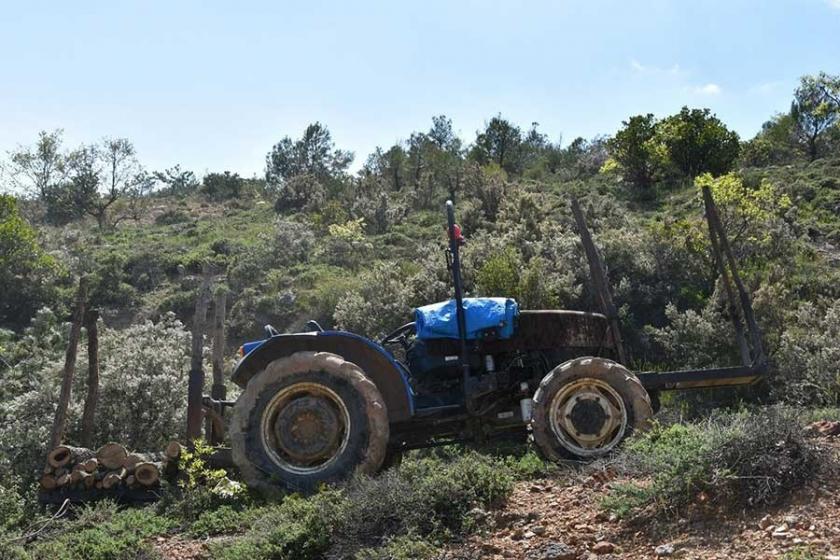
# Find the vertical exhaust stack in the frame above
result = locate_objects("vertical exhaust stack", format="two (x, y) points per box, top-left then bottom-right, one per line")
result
(445, 201), (472, 401)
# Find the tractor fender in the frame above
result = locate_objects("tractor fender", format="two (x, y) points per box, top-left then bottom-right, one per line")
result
(231, 331), (414, 422)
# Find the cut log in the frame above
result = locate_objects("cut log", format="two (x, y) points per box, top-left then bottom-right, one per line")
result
(126, 475), (136, 488)
(164, 440), (182, 461)
(80, 458), (99, 473)
(70, 469), (83, 485)
(47, 445), (95, 469)
(134, 462), (162, 487)
(97, 442), (128, 470)
(103, 468), (127, 489)
(95, 481), (103, 489)
(55, 473), (71, 487)
(123, 452), (163, 472)
(55, 468), (68, 478)
(83, 471), (96, 488)
(40, 474), (57, 491)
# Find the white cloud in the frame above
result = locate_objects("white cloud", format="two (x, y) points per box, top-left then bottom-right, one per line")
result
(694, 83), (722, 95)
(629, 59), (683, 76)
(828, 0), (840, 9)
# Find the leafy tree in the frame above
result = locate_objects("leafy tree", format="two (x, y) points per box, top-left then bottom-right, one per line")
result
(154, 165), (199, 195)
(42, 144), (101, 225)
(265, 122), (353, 191)
(790, 73), (840, 161)
(364, 145), (407, 191)
(0, 195), (59, 330)
(86, 138), (151, 228)
(608, 114), (662, 190)
(202, 171), (244, 201)
(657, 107), (740, 179)
(2, 130), (70, 198)
(470, 115), (524, 174)
(740, 114), (798, 167)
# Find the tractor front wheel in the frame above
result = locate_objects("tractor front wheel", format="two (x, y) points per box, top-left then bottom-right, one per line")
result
(531, 357), (652, 461)
(230, 351), (389, 493)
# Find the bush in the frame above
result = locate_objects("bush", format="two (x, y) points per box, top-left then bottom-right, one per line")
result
(602, 408), (820, 519)
(28, 503), (173, 560)
(333, 262), (414, 339)
(273, 173), (326, 213)
(92, 313), (191, 450)
(212, 450), (515, 560)
(776, 299), (840, 405)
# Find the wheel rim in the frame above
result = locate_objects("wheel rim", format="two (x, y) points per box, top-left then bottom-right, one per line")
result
(260, 382), (351, 475)
(548, 378), (628, 457)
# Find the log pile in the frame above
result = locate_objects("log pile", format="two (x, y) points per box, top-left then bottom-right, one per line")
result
(39, 441), (182, 504)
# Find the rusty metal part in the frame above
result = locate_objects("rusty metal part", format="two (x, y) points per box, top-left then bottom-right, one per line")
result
(260, 382), (350, 474)
(548, 378), (627, 456)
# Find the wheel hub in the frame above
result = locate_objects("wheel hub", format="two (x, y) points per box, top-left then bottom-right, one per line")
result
(261, 382), (351, 474)
(549, 378), (628, 456)
(274, 396), (343, 463)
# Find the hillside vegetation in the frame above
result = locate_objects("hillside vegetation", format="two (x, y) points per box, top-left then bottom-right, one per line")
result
(0, 72), (839, 559)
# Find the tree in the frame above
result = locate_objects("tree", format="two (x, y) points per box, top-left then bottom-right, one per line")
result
(791, 73), (840, 161)
(42, 144), (100, 225)
(0, 195), (59, 330)
(470, 116), (524, 174)
(608, 114), (661, 189)
(154, 165), (199, 195)
(3, 130), (70, 199)
(265, 122), (353, 190)
(364, 145), (407, 191)
(86, 138), (149, 228)
(202, 171), (244, 200)
(740, 114), (798, 167)
(657, 107), (740, 179)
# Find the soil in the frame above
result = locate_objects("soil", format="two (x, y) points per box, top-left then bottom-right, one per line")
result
(443, 436), (840, 560)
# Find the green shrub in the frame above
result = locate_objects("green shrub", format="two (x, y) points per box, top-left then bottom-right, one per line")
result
(28, 504), (173, 560)
(208, 494), (335, 560)
(188, 505), (267, 538)
(354, 534), (439, 560)
(602, 408), (820, 519)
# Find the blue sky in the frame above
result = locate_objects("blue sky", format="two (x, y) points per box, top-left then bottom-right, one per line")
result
(1, 0), (838, 177)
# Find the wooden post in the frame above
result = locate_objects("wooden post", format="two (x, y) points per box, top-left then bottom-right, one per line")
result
(211, 287), (227, 401)
(49, 277), (87, 449)
(206, 286), (227, 444)
(187, 268), (212, 441)
(701, 190), (751, 366)
(570, 197), (628, 365)
(701, 187), (765, 365)
(80, 309), (100, 447)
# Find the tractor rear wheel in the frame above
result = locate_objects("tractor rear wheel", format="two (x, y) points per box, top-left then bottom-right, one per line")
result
(531, 357), (652, 461)
(230, 351), (389, 493)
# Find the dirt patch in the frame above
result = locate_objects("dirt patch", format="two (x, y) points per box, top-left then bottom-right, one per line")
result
(444, 439), (840, 559)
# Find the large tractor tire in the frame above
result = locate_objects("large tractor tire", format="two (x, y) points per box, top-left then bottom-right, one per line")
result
(531, 357), (652, 461)
(230, 351), (389, 493)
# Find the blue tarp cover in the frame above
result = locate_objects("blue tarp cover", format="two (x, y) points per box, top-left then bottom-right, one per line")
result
(415, 297), (518, 340)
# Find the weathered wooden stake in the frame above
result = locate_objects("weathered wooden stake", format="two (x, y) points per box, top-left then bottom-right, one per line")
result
(570, 197), (628, 365)
(187, 268), (213, 441)
(701, 187), (765, 365)
(80, 309), (100, 448)
(701, 190), (751, 366)
(49, 277), (87, 450)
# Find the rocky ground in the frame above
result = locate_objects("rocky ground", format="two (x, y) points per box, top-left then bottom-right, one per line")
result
(444, 432), (840, 560)
(154, 427), (840, 560)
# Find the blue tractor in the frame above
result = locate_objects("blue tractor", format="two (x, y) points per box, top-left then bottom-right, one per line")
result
(227, 200), (765, 492)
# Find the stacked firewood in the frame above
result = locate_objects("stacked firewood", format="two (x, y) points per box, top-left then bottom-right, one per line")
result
(39, 441), (182, 496)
